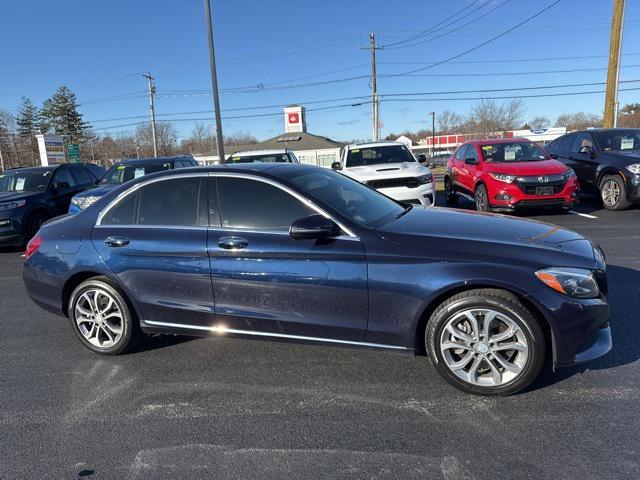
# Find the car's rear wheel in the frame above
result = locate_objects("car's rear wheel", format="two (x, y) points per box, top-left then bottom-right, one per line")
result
(600, 175), (630, 211)
(69, 277), (139, 355)
(474, 184), (490, 211)
(425, 288), (545, 396)
(444, 177), (458, 205)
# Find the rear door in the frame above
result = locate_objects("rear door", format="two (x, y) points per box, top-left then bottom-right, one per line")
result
(91, 174), (214, 328)
(207, 174), (368, 342)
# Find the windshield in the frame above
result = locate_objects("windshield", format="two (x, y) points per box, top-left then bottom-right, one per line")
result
(282, 168), (404, 227)
(480, 142), (548, 162)
(100, 162), (172, 185)
(0, 169), (53, 193)
(226, 153), (291, 163)
(594, 130), (640, 152)
(346, 145), (416, 168)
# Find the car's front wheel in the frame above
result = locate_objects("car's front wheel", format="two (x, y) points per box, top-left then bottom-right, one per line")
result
(69, 277), (140, 355)
(474, 184), (490, 211)
(425, 288), (545, 396)
(444, 177), (458, 205)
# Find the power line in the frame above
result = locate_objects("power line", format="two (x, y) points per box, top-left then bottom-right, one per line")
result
(393, 64), (640, 77)
(378, 52), (640, 65)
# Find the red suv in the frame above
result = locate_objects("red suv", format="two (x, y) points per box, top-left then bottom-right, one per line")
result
(444, 138), (579, 212)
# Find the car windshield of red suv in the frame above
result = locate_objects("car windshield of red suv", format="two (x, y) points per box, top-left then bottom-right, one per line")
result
(480, 142), (548, 163)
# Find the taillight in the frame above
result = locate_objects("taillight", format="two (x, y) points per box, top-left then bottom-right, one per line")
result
(25, 235), (43, 259)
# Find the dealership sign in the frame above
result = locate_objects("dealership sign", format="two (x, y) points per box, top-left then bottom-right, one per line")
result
(36, 134), (66, 166)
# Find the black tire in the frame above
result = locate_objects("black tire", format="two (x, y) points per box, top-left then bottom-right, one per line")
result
(474, 184), (490, 212)
(425, 288), (545, 396)
(600, 174), (630, 211)
(68, 277), (140, 355)
(444, 177), (458, 206)
(24, 210), (50, 243)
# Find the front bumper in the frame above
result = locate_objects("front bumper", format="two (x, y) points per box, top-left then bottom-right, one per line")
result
(378, 182), (436, 207)
(488, 177), (579, 211)
(525, 287), (611, 368)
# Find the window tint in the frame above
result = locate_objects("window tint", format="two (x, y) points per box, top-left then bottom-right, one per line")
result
(138, 177), (202, 226)
(52, 168), (76, 187)
(102, 192), (137, 225)
(87, 164), (106, 180)
(454, 145), (468, 160)
(72, 166), (94, 185)
(216, 177), (314, 231)
(556, 134), (575, 152)
(466, 144), (479, 161)
(545, 139), (558, 154)
(571, 132), (594, 153)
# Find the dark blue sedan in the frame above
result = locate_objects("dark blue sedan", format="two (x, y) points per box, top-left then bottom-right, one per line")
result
(22, 163), (612, 395)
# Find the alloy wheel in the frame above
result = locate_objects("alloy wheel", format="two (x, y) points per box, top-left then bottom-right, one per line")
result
(74, 289), (124, 348)
(439, 308), (529, 387)
(601, 179), (620, 207)
(475, 187), (487, 211)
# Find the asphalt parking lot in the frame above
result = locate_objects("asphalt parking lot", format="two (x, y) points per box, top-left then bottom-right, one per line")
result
(1, 194), (639, 479)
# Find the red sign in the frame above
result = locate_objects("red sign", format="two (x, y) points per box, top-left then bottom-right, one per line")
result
(288, 112), (299, 124)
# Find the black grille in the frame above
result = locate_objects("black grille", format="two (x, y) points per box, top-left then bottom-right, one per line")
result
(520, 183), (565, 195)
(367, 177), (420, 189)
(516, 198), (567, 206)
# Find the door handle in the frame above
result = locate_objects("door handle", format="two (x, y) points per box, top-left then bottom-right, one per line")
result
(218, 236), (248, 250)
(104, 236), (130, 247)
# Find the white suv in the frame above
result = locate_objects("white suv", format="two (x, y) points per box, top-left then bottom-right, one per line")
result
(332, 142), (436, 207)
(224, 149), (299, 164)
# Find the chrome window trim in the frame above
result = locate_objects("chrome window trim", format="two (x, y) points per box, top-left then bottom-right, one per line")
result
(96, 171), (358, 239)
(143, 320), (407, 350)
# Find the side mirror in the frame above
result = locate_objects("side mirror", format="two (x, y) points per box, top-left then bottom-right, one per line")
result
(331, 161), (342, 170)
(579, 145), (594, 157)
(549, 153), (559, 159)
(289, 214), (340, 240)
(417, 153), (427, 164)
(464, 157), (479, 165)
(428, 159), (436, 168)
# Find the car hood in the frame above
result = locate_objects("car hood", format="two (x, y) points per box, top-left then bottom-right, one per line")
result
(484, 159), (567, 175)
(377, 207), (597, 269)
(343, 162), (430, 181)
(74, 184), (119, 198)
(0, 190), (41, 203)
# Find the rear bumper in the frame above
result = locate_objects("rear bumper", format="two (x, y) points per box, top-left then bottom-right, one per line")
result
(525, 287), (611, 368)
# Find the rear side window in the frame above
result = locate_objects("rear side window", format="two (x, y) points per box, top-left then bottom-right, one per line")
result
(215, 177), (314, 231)
(101, 177), (205, 226)
(52, 168), (77, 187)
(72, 167), (94, 185)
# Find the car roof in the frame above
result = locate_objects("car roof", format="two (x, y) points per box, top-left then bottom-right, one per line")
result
(228, 149), (289, 157)
(5, 166), (56, 173)
(344, 141), (406, 149)
(115, 155), (194, 166)
(571, 128), (640, 133)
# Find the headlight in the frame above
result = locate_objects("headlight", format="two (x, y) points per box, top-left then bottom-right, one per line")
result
(535, 267), (600, 298)
(564, 168), (576, 180)
(625, 163), (640, 174)
(489, 173), (516, 184)
(417, 174), (433, 184)
(0, 199), (26, 211)
(592, 243), (606, 270)
(71, 195), (100, 210)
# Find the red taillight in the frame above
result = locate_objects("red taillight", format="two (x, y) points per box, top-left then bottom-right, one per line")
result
(25, 235), (43, 260)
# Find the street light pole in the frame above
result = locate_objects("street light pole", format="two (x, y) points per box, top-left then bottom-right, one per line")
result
(204, 0), (225, 162)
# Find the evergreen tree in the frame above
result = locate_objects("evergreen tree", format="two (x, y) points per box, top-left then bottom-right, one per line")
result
(38, 86), (91, 141)
(16, 96), (38, 137)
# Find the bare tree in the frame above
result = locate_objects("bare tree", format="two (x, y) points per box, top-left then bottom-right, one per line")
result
(437, 110), (466, 134)
(617, 103), (640, 128)
(469, 98), (525, 137)
(554, 112), (602, 131)
(528, 116), (550, 130)
(135, 122), (177, 157)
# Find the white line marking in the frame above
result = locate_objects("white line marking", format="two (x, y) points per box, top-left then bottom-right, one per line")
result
(569, 210), (598, 219)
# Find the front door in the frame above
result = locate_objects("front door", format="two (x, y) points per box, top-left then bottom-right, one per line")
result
(91, 175), (214, 328)
(207, 175), (368, 342)
(570, 132), (600, 188)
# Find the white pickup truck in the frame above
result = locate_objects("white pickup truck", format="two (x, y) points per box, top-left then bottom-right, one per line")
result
(332, 141), (436, 207)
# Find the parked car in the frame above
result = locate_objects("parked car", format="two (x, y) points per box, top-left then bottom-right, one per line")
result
(444, 138), (579, 212)
(545, 128), (640, 210)
(23, 163), (611, 396)
(333, 141), (435, 207)
(0, 163), (105, 246)
(68, 156), (198, 213)
(223, 149), (299, 164)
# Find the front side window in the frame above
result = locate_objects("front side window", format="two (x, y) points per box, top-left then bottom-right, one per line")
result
(454, 145), (468, 160)
(345, 145), (416, 168)
(72, 167), (94, 185)
(572, 132), (594, 153)
(0, 169), (53, 192)
(216, 177), (314, 231)
(52, 168), (77, 187)
(101, 177), (204, 226)
(480, 142), (547, 163)
(282, 168), (404, 227)
(594, 130), (640, 152)
(100, 162), (172, 185)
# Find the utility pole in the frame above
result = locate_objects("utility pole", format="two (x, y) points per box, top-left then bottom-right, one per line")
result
(366, 33), (381, 142)
(604, 0), (626, 128)
(204, 0), (225, 162)
(143, 72), (158, 157)
(0, 147), (4, 172)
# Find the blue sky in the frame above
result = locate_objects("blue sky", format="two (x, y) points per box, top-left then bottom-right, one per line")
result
(1, 0), (639, 142)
